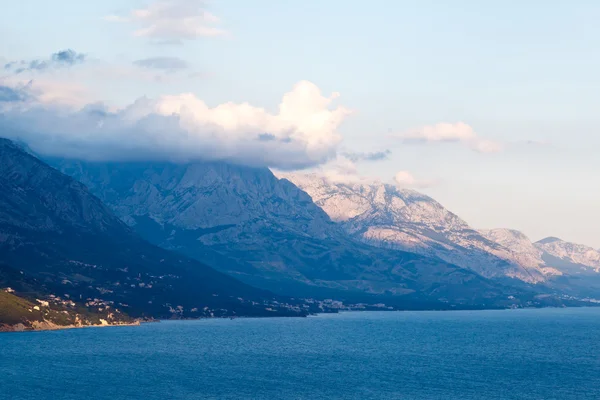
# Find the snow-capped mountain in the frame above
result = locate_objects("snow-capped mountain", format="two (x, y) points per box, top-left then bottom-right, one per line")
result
(535, 237), (600, 275)
(280, 173), (551, 283)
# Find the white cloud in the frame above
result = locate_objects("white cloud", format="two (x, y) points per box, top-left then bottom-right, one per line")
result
(470, 138), (503, 153)
(276, 157), (437, 191)
(0, 75), (92, 107)
(1, 58), (209, 110)
(1, 63), (168, 109)
(394, 170), (436, 189)
(319, 156), (362, 183)
(0, 80), (351, 170)
(282, 155), (376, 185)
(106, 0), (226, 42)
(399, 122), (503, 154)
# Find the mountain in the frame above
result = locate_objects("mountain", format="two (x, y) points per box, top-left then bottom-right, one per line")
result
(479, 229), (562, 277)
(535, 237), (600, 275)
(0, 138), (306, 322)
(52, 159), (530, 307)
(479, 230), (600, 296)
(281, 173), (550, 283)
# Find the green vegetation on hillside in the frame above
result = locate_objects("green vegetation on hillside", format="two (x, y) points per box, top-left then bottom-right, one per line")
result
(0, 291), (44, 326)
(0, 289), (135, 331)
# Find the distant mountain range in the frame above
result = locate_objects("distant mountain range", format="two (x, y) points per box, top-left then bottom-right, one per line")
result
(479, 229), (600, 276)
(53, 159), (520, 307)
(281, 174), (544, 281)
(282, 173), (600, 297)
(1, 135), (597, 330)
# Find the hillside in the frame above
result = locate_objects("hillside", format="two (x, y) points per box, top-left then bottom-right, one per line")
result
(0, 288), (136, 332)
(0, 139), (307, 322)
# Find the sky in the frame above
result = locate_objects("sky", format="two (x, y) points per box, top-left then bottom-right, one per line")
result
(0, 0), (599, 247)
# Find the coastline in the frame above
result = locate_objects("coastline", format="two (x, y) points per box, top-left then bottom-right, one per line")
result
(5, 302), (599, 334)
(0, 320), (141, 333)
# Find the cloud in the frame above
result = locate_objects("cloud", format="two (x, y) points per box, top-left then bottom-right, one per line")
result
(318, 156), (361, 183)
(1, 75), (92, 107)
(278, 156), (438, 190)
(4, 50), (86, 74)
(133, 57), (189, 71)
(52, 50), (86, 65)
(257, 133), (276, 142)
(283, 155), (369, 185)
(0, 85), (29, 102)
(0, 80), (351, 170)
(399, 122), (503, 154)
(106, 0), (226, 43)
(394, 170), (436, 189)
(343, 149), (391, 163)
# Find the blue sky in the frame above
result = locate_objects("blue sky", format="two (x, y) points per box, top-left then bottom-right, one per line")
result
(1, 0), (599, 247)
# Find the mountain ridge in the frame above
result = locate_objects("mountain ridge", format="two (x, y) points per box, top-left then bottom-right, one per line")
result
(280, 173), (551, 283)
(52, 158), (534, 307)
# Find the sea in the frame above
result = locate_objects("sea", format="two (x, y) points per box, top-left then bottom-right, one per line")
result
(1, 308), (600, 400)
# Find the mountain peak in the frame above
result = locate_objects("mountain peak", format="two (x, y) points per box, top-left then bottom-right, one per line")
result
(277, 172), (439, 223)
(480, 228), (531, 242)
(534, 237), (600, 274)
(536, 236), (563, 245)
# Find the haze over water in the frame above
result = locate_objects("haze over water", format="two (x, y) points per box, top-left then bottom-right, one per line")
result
(2, 308), (600, 400)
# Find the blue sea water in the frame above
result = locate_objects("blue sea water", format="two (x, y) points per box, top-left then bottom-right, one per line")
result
(1, 308), (600, 400)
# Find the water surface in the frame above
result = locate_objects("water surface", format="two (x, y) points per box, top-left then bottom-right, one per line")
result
(2, 308), (600, 399)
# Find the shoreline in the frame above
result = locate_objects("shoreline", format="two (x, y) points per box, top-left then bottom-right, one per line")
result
(4, 303), (599, 333)
(0, 320), (141, 334)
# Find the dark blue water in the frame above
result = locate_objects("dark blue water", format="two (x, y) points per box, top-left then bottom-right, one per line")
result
(2, 308), (600, 400)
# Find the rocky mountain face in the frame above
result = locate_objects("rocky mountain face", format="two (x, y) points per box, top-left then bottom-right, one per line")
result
(477, 229), (600, 278)
(535, 237), (600, 275)
(281, 173), (550, 283)
(479, 231), (600, 296)
(53, 159), (529, 307)
(0, 139), (305, 320)
(479, 229), (562, 277)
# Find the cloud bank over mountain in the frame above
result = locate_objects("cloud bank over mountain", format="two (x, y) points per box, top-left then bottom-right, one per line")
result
(0, 79), (351, 169)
